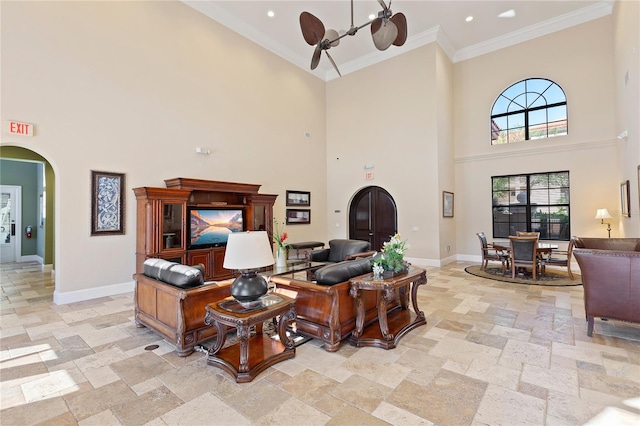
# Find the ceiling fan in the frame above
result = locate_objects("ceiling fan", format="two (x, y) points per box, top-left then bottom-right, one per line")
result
(300, 0), (408, 77)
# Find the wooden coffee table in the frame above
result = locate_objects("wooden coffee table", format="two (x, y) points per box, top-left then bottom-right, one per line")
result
(349, 266), (427, 350)
(204, 294), (296, 383)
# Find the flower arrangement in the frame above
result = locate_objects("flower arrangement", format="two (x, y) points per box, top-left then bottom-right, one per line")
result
(273, 219), (290, 251)
(372, 233), (409, 273)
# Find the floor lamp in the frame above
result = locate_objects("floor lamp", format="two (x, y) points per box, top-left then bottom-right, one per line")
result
(594, 208), (612, 238)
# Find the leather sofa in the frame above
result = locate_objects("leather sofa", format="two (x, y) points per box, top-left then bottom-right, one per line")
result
(134, 259), (232, 356)
(309, 239), (376, 263)
(572, 237), (640, 337)
(270, 257), (401, 351)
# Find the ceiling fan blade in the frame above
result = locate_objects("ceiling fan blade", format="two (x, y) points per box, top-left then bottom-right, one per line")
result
(391, 13), (407, 46)
(310, 42), (322, 70)
(324, 29), (340, 47)
(300, 11), (325, 46)
(325, 51), (342, 77)
(371, 19), (398, 51)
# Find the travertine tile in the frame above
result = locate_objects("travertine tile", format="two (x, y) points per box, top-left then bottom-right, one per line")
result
(2, 260), (640, 425)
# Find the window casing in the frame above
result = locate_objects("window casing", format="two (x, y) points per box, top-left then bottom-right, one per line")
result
(492, 171), (570, 241)
(491, 78), (567, 144)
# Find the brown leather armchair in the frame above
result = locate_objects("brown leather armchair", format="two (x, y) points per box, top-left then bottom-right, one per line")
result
(573, 237), (640, 337)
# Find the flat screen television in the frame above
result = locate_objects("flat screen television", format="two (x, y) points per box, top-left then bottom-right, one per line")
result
(188, 207), (245, 249)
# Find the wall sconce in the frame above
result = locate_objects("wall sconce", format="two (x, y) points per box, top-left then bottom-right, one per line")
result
(594, 208), (612, 238)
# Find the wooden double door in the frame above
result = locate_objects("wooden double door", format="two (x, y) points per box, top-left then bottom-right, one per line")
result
(349, 186), (397, 252)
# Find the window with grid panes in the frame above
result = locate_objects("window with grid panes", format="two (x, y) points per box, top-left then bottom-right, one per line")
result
(492, 171), (570, 241)
(491, 78), (567, 144)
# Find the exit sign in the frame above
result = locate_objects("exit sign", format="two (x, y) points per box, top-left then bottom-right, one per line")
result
(5, 120), (34, 136)
(365, 172), (374, 180)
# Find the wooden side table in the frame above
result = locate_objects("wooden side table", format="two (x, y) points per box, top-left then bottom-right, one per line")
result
(204, 294), (296, 383)
(349, 266), (427, 350)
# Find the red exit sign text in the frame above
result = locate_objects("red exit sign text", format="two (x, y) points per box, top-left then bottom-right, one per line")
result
(5, 120), (34, 136)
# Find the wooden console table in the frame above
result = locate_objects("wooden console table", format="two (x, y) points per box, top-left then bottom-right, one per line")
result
(349, 266), (427, 350)
(204, 294), (296, 383)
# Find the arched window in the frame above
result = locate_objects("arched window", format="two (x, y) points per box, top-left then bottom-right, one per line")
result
(491, 78), (567, 145)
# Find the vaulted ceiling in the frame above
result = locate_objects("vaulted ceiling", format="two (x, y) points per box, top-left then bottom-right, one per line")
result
(182, 1), (612, 80)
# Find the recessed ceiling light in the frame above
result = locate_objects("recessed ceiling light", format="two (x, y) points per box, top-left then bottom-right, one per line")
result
(498, 9), (516, 18)
(465, 16), (474, 22)
(267, 10), (275, 18)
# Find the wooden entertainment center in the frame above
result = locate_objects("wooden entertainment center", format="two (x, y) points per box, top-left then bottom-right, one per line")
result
(133, 178), (277, 280)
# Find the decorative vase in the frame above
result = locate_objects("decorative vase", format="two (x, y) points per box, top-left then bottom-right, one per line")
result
(275, 247), (287, 267)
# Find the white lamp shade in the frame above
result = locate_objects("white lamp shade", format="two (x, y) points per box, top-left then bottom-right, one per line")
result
(223, 231), (274, 270)
(594, 208), (612, 220)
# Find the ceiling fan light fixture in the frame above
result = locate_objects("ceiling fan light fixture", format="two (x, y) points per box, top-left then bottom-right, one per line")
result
(299, 0), (408, 76)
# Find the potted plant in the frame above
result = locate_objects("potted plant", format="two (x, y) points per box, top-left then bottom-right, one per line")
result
(371, 233), (409, 278)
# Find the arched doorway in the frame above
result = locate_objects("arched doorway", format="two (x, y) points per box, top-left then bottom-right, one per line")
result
(0, 146), (55, 270)
(348, 186), (397, 251)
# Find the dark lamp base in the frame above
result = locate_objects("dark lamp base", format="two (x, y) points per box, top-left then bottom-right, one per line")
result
(230, 271), (268, 303)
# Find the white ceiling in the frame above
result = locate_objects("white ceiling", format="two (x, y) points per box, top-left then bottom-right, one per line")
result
(182, 1), (613, 80)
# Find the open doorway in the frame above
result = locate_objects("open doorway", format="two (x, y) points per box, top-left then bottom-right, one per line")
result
(0, 147), (55, 272)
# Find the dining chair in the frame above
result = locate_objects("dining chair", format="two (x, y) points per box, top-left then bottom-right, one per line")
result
(516, 231), (540, 240)
(544, 238), (575, 279)
(476, 232), (509, 274)
(509, 236), (541, 280)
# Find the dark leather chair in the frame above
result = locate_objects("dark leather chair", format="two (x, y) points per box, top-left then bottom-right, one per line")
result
(544, 238), (575, 279)
(309, 239), (375, 263)
(476, 232), (509, 273)
(509, 236), (541, 280)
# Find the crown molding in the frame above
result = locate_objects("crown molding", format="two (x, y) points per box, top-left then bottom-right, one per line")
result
(455, 139), (617, 164)
(453, 1), (614, 63)
(182, 1), (614, 81)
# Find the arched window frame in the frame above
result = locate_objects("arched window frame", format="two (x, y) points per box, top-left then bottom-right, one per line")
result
(490, 78), (567, 145)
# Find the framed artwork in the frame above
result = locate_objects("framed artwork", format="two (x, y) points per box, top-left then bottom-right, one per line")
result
(443, 191), (454, 218)
(286, 190), (311, 207)
(286, 208), (311, 224)
(620, 180), (630, 217)
(91, 171), (125, 235)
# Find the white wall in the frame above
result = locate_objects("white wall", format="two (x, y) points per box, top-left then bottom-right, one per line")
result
(1, 1), (327, 302)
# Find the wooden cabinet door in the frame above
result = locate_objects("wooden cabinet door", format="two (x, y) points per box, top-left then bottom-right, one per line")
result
(212, 247), (233, 280)
(188, 249), (213, 280)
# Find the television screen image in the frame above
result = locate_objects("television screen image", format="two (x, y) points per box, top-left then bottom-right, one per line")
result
(189, 208), (244, 248)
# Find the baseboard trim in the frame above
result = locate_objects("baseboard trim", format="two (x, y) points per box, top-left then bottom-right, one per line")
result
(53, 280), (134, 305)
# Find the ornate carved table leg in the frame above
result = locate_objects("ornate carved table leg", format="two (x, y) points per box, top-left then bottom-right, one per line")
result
(204, 311), (227, 356)
(237, 325), (250, 373)
(278, 306), (296, 350)
(378, 287), (397, 340)
(350, 286), (365, 338)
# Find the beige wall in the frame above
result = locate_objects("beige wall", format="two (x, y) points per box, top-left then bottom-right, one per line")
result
(326, 45), (443, 264)
(1, 1), (327, 302)
(453, 16), (625, 258)
(1, 1), (636, 302)
(613, 0), (640, 236)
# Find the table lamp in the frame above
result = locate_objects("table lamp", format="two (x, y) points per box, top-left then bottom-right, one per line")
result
(594, 208), (612, 238)
(223, 231), (274, 306)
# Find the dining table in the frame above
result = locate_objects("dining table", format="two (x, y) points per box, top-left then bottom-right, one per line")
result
(493, 241), (559, 277)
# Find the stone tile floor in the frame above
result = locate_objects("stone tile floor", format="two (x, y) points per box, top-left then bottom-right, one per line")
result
(1, 261), (639, 425)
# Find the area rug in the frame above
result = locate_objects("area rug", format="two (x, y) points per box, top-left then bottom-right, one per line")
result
(465, 265), (582, 286)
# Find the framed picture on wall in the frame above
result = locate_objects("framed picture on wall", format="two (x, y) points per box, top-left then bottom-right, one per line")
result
(621, 179), (630, 217)
(286, 208), (311, 224)
(91, 170), (126, 235)
(443, 191), (454, 218)
(286, 190), (310, 207)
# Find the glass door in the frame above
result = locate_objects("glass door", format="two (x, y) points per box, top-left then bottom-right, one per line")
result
(0, 186), (20, 263)
(161, 202), (184, 251)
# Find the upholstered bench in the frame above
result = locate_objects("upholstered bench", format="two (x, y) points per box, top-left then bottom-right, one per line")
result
(134, 259), (232, 356)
